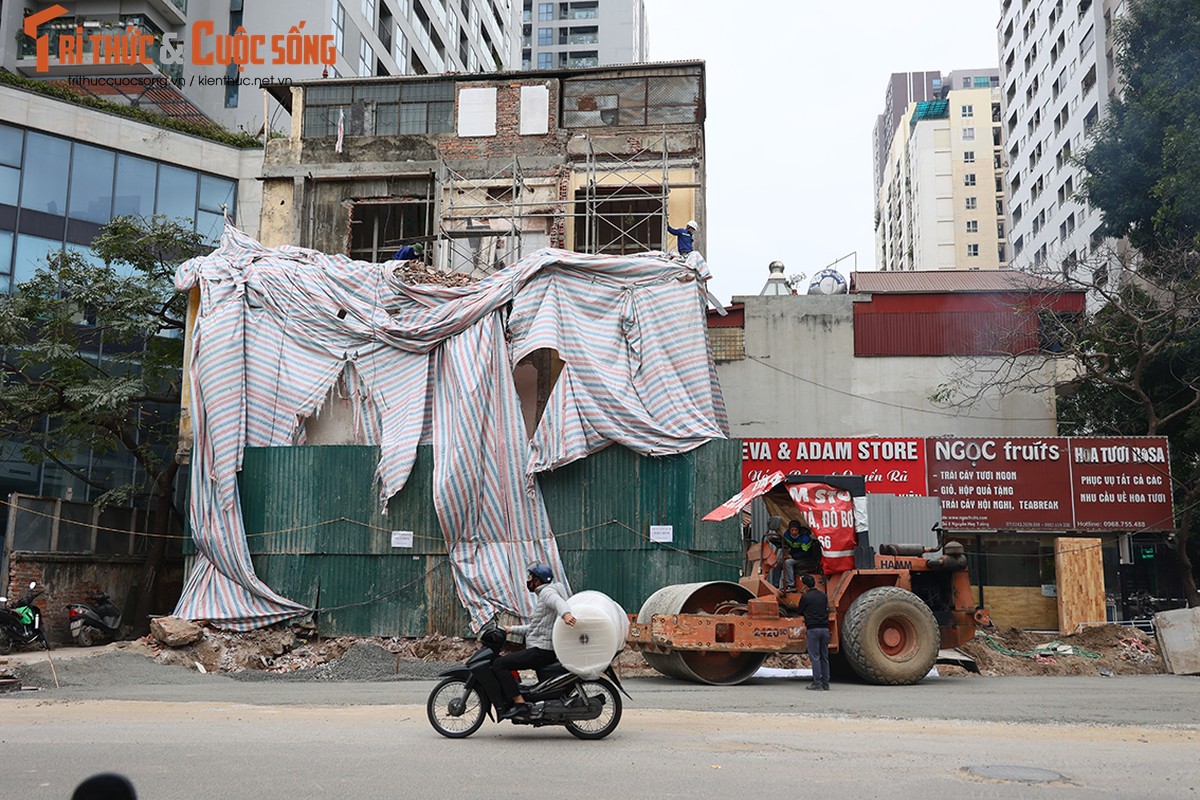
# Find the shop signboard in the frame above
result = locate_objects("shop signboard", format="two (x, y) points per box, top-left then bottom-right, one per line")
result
(740, 436), (1174, 532)
(740, 437), (927, 495)
(926, 438), (1075, 530)
(1067, 437), (1173, 531)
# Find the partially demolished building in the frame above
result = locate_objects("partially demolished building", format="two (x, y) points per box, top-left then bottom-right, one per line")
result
(261, 61), (706, 273)
(168, 63), (734, 634)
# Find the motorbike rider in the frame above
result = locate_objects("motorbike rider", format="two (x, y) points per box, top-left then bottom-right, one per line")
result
(493, 563), (576, 719)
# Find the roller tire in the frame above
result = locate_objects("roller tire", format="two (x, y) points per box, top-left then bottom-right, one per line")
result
(564, 680), (622, 740)
(841, 586), (939, 685)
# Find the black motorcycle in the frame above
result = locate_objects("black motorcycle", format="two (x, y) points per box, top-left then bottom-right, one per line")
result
(0, 582), (50, 654)
(426, 626), (627, 740)
(66, 591), (124, 646)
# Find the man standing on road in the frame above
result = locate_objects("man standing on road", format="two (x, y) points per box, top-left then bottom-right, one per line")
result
(799, 574), (830, 690)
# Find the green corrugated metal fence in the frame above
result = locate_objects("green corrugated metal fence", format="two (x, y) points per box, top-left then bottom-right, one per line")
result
(237, 440), (742, 637)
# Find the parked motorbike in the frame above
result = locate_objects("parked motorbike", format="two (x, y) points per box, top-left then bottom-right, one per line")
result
(0, 581), (50, 654)
(66, 591), (124, 646)
(426, 625), (627, 740)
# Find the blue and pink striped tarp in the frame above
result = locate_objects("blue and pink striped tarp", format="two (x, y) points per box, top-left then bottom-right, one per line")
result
(173, 225), (728, 630)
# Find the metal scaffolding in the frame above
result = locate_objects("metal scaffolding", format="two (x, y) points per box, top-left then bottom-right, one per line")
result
(433, 130), (687, 276)
(579, 130), (672, 256)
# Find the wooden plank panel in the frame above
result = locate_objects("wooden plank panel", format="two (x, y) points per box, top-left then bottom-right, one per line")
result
(983, 585), (1059, 630)
(1055, 536), (1106, 633)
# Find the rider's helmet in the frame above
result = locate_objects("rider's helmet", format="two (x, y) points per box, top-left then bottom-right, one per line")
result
(526, 563), (553, 584)
(943, 541), (965, 556)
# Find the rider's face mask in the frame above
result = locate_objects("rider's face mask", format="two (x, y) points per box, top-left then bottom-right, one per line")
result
(526, 577), (538, 593)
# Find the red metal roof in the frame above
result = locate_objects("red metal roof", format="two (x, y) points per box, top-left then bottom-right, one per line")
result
(706, 303), (744, 328)
(852, 269), (1076, 295)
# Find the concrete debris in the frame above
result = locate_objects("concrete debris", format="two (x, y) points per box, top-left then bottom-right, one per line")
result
(394, 263), (476, 288)
(1154, 607), (1200, 675)
(149, 616), (204, 647)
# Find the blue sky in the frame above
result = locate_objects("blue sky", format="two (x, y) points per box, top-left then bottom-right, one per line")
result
(643, 1), (1003, 304)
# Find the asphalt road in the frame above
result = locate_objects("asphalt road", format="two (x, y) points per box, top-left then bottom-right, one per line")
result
(2, 647), (1198, 799)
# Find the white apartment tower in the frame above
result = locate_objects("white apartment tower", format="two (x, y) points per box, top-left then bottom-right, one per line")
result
(513, 0), (647, 70)
(999, 0), (1123, 274)
(876, 69), (1009, 271)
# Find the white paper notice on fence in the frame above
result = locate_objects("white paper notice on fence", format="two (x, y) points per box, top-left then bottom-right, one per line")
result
(391, 530), (414, 548)
(649, 525), (674, 543)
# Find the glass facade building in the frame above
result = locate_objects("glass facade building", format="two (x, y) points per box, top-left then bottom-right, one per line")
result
(0, 122), (236, 295)
(0, 121), (237, 501)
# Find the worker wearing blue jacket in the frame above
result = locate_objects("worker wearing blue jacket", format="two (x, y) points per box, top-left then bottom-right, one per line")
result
(667, 219), (698, 255)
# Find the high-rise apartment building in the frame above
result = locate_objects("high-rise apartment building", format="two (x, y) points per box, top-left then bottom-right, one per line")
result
(876, 69), (1008, 271)
(1, 1), (517, 133)
(872, 71), (942, 202)
(998, 0), (1123, 274)
(512, 0), (647, 71)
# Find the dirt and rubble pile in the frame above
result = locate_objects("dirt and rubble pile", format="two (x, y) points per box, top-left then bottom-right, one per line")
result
(394, 264), (475, 288)
(141, 621), (1165, 680)
(959, 624), (1164, 677)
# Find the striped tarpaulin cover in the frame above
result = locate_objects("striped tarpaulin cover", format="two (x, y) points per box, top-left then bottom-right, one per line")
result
(173, 225), (728, 630)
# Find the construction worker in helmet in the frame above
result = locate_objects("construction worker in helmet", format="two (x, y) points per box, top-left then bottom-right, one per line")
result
(667, 219), (699, 255)
(392, 242), (424, 261)
(493, 563), (576, 719)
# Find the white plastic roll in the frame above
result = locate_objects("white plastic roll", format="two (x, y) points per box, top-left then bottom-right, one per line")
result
(552, 590), (630, 679)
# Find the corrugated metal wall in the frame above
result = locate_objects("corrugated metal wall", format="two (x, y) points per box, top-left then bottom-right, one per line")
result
(865, 494), (943, 549)
(854, 311), (1039, 356)
(238, 440), (742, 637)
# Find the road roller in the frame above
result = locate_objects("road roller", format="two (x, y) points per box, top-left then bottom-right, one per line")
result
(626, 475), (989, 685)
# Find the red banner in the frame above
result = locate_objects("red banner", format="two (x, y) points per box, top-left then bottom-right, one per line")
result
(786, 483), (857, 573)
(702, 470), (786, 521)
(741, 438), (927, 495)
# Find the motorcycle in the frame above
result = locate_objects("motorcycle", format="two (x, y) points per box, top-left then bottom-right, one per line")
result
(426, 625), (628, 740)
(66, 591), (124, 646)
(0, 581), (50, 654)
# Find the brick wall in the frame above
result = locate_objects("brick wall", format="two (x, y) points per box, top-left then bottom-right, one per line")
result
(5, 555), (183, 645)
(437, 79), (567, 163)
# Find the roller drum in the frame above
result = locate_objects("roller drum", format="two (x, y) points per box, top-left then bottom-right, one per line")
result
(636, 581), (767, 685)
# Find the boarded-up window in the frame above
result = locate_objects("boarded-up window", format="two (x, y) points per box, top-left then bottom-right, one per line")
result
(562, 74), (701, 128)
(520, 84), (550, 134)
(457, 87), (497, 137)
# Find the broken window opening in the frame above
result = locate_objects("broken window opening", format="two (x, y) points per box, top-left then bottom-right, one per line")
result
(348, 199), (432, 262)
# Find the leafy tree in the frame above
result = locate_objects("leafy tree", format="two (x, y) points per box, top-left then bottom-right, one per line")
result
(1051, 251), (1200, 607)
(1070, 0), (1200, 606)
(0, 216), (203, 633)
(1080, 0), (1200, 252)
